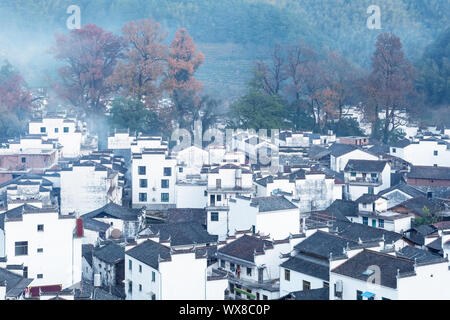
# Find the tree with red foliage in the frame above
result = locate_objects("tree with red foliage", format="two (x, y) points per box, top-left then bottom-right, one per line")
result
(365, 33), (416, 143)
(0, 60), (31, 115)
(166, 28), (204, 130)
(109, 19), (167, 110)
(51, 24), (124, 117)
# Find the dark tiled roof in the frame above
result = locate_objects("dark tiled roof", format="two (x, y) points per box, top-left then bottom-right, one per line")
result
(165, 208), (207, 226)
(82, 218), (110, 232)
(331, 250), (415, 289)
(408, 166), (450, 181)
(218, 235), (273, 263)
(209, 163), (252, 174)
(0, 267), (33, 298)
(392, 139), (411, 148)
(281, 287), (329, 300)
(326, 199), (359, 219)
(93, 242), (125, 264)
(82, 203), (139, 221)
(329, 144), (357, 157)
(294, 231), (359, 259)
(145, 221), (217, 247)
(125, 240), (171, 270)
(378, 183), (425, 198)
(82, 244), (94, 266)
(344, 160), (388, 173)
(251, 196), (298, 212)
(392, 197), (445, 217)
(355, 194), (383, 204)
(281, 254), (329, 280)
(331, 220), (402, 244)
(397, 245), (443, 263)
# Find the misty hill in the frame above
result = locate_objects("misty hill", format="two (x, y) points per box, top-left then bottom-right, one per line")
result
(0, 0), (448, 101)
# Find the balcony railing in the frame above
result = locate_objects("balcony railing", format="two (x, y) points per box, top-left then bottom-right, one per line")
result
(347, 177), (382, 186)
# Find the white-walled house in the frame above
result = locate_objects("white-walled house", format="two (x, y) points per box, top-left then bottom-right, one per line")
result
(330, 248), (450, 300)
(390, 139), (450, 167)
(60, 161), (122, 215)
(344, 160), (391, 200)
(0, 204), (82, 290)
(329, 144), (378, 173)
(208, 195), (300, 241)
(28, 117), (82, 158)
(216, 234), (300, 300)
(132, 149), (177, 209)
(125, 238), (227, 300)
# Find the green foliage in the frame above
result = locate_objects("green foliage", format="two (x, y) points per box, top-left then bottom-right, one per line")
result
(371, 119), (406, 144)
(416, 27), (450, 107)
(109, 97), (161, 135)
(327, 118), (365, 137)
(229, 90), (288, 130)
(0, 106), (26, 137)
(414, 206), (440, 226)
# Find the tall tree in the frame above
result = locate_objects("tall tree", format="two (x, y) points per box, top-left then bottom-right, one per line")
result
(51, 24), (124, 118)
(109, 19), (168, 109)
(166, 28), (205, 130)
(365, 33), (416, 143)
(0, 60), (31, 116)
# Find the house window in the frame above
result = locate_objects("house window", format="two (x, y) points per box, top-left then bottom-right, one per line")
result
(371, 173), (377, 178)
(128, 260), (132, 270)
(139, 193), (147, 202)
(204, 190), (208, 197)
(378, 219), (384, 228)
(368, 186), (374, 195)
(138, 166), (146, 175)
(37, 274), (43, 279)
(37, 224), (44, 232)
(303, 280), (311, 290)
(220, 260), (225, 268)
(211, 212), (219, 222)
(63, 127), (69, 133)
(151, 294), (156, 300)
(179, 167), (183, 173)
(54, 128), (59, 133)
(23, 267), (28, 278)
(15, 241), (28, 256)
(230, 263), (235, 270)
(37, 248), (43, 253)
(434, 150), (438, 156)
(372, 219), (376, 227)
(152, 271), (156, 282)
(40, 127), (46, 133)
(363, 217), (368, 225)
(356, 290), (363, 300)
(161, 193), (169, 202)
(161, 179), (169, 189)
(247, 267), (252, 276)
(21, 157), (26, 163)
(351, 172), (356, 177)
(284, 269), (290, 281)
(216, 179), (222, 189)
(139, 179), (148, 188)
(163, 167), (172, 176)
(392, 148), (396, 153)
(139, 265), (142, 273)
(263, 295), (268, 300)
(128, 281), (133, 293)
(139, 284), (142, 292)
(217, 195), (222, 202)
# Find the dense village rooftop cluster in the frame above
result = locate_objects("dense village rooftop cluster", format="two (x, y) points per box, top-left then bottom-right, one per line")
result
(0, 112), (449, 300)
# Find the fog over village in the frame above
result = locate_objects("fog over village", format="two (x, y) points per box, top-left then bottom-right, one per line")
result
(0, 0), (449, 304)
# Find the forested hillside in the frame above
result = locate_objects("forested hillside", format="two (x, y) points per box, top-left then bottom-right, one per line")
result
(0, 0), (448, 100)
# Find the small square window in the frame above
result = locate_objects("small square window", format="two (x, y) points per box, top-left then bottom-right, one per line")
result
(37, 274), (43, 279)
(351, 172), (356, 177)
(211, 212), (219, 222)
(161, 179), (169, 189)
(163, 167), (172, 176)
(55, 128), (59, 133)
(37, 248), (43, 253)
(246, 267), (252, 276)
(21, 157), (26, 163)
(138, 166), (146, 175)
(63, 127), (69, 133)
(139, 179), (148, 188)
(161, 193), (169, 202)
(179, 167), (183, 173)
(434, 150), (438, 156)
(139, 193), (147, 202)
(37, 224), (44, 232)
(40, 127), (46, 133)
(392, 148), (396, 153)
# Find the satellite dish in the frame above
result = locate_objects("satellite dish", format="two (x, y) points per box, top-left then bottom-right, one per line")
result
(111, 229), (121, 239)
